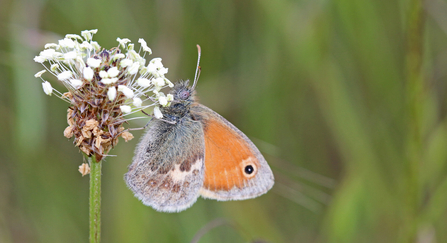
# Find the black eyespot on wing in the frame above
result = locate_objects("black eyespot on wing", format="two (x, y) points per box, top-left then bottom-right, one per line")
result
(244, 165), (254, 175)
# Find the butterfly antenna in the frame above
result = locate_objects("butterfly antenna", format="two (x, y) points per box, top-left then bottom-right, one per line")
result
(192, 44), (201, 90)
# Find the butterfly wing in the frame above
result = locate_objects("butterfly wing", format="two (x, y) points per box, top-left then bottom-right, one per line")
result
(125, 116), (205, 212)
(190, 104), (274, 201)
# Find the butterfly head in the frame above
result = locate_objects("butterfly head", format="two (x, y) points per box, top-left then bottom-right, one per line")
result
(159, 80), (196, 121)
(172, 80), (195, 103)
(158, 45), (201, 122)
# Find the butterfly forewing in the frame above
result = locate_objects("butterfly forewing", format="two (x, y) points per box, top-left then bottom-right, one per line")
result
(191, 104), (274, 201)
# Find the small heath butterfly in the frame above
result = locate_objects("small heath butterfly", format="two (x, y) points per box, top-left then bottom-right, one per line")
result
(125, 46), (274, 212)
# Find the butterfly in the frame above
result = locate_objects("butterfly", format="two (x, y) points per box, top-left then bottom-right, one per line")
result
(124, 46), (274, 212)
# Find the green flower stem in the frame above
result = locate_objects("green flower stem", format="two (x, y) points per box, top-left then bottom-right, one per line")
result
(405, 0), (425, 241)
(89, 156), (102, 243)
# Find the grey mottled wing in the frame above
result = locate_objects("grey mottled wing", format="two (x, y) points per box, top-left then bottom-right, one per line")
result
(125, 116), (205, 212)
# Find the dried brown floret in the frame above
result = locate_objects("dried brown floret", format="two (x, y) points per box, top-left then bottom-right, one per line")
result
(120, 131), (134, 142)
(78, 163), (90, 176)
(64, 125), (75, 138)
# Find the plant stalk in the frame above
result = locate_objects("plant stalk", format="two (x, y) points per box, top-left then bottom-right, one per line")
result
(89, 156), (102, 243)
(404, 0), (425, 241)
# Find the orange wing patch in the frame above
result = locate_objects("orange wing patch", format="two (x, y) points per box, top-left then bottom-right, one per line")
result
(202, 118), (260, 191)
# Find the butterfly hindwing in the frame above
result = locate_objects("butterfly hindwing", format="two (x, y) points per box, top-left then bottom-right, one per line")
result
(125, 116), (205, 212)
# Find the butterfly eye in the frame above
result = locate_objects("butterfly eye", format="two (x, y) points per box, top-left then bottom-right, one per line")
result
(178, 90), (190, 100)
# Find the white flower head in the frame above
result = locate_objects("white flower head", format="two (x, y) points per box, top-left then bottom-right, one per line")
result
(79, 41), (92, 51)
(148, 58), (163, 70)
(107, 67), (120, 78)
(112, 53), (125, 61)
(138, 38), (152, 54)
(75, 56), (85, 67)
(158, 67), (168, 76)
(117, 38), (131, 48)
(118, 85), (134, 98)
(37, 49), (57, 62)
(59, 38), (76, 48)
(133, 97), (142, 107)
(34, 29), (176, 160)
(81, 29), (98, 41)
(42, 81), (53, 95)
(50, 64), (59, 72)
(139, 66), (148, 75)
(120, 105), (132, 114)
(153, 106), (163, 119)
(44, 43), (59, 49)
(120, 59), (133, 68)
(107, 87), (117, 100)
(34, 70), (46, 78)
(128, 50), (141, 62)
(63, 51), (77, 60)
(128, 62), (140, 75)
(159, 95), (168, 106)
(87, 58), (101, 68)
(99, 70), (108, 78)
(137, 78), (151, 87)
(57, 71), (72, 81)
(90, 41), (101, 51)
(165, 78), (174, 88)
(83, 67), (94, 81)
(153, 77), (165, 87)
(70, 79), (83, 89)
(101, 78), (118, 85)
(147, 57), (169, 77)
(33, 55), (46, 63)
(65, 34), (83, 41)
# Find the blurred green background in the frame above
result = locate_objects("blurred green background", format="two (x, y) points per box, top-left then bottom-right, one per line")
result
(1, 0), (447, 242)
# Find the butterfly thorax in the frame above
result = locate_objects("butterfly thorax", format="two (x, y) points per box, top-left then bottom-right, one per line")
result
(160, 80), (195, 123)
